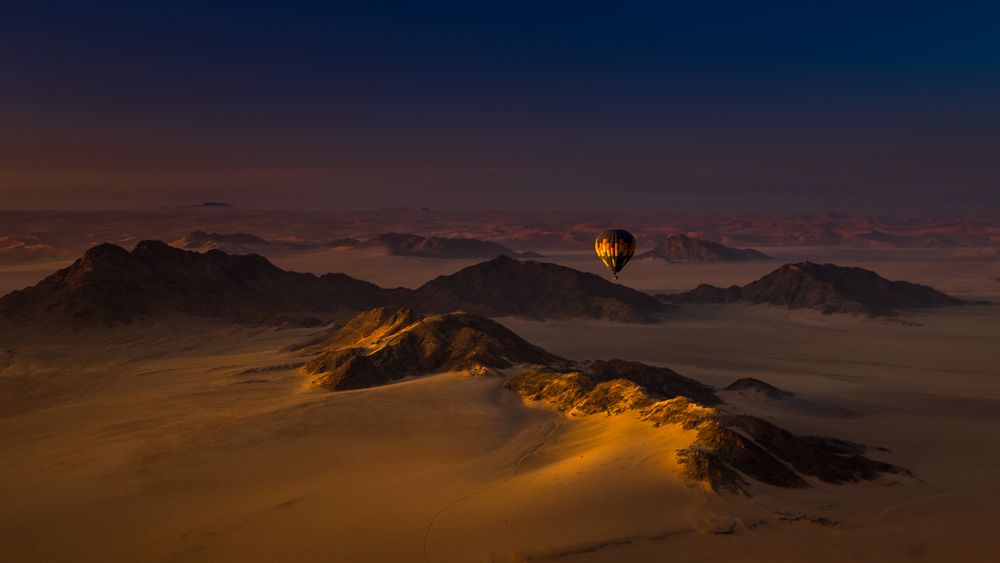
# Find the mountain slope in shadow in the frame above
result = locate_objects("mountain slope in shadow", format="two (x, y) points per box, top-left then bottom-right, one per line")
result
(0, 243), (660, 326)
(0, 241), (387, 325)
(407, 255), (664, 323)
(663, 261), (965, 315)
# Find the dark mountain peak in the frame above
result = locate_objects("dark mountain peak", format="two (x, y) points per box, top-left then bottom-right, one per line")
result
(485, 253), (517, 264)
(81, 242), (130, 263)
(639, 234), (770, 262)
(777, 261), (850, 277)
(304, 307), (565, 390)
(725, 377), (795, 399)
(410, 255), (663, 322)
(666, 262), (963, 316)
(0, 242), (386, 326)
(132, 239), (179, 257)
(2, 244), (665, 327)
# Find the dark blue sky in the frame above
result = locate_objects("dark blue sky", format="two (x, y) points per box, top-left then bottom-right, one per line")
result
(2, 1), (998, 210)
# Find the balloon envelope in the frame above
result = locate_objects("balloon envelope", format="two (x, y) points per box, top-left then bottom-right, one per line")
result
(594, 229), (636, 278)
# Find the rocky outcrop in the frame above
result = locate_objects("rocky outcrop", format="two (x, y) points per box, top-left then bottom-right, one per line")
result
(506, 366), (907, 495)
(304, 307), (564, 390)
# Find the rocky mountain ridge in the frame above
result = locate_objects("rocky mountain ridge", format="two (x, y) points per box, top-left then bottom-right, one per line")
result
(664, 261), (965, 315)
(0, 243), (659, 326)
(303, 307), (908, 495)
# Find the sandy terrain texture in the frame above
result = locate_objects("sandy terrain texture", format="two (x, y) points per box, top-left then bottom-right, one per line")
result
(1, 294), (998, 561)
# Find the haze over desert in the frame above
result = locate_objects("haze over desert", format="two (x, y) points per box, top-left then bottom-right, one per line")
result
(1, 208), (998, 562)
(4, 2), (1000, 561)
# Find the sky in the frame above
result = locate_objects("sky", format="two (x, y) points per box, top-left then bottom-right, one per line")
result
(1, 1), (999, 211)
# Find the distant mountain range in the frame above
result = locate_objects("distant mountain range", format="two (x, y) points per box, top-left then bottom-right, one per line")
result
(663, 262), (965, 316)
(637, 234), (770, 261)
(0, 243), (972, 326)
(173, 230), (543, 260)
(300, 306), (908, 494)
(377, 233), (541, 259)
(0, 242), (659, 326)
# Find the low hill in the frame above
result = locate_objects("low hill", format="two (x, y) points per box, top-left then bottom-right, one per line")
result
(406, 255), (664, 322)
(664, 262), (964, 315)
(724, 377), (795, 399)
(638, 234), (770, 261)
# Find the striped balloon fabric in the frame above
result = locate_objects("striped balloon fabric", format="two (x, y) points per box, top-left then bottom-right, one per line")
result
(594, 229), (636, 279)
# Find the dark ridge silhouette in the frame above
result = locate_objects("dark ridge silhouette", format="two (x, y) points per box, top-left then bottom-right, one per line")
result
(406, 255), (664, 323)
(664, 262), (964, 315)
(0, 241), (390, 326)
(638, 234), (770, 261)
(725, 378), (795, 399)
(0, 243), (662, 326)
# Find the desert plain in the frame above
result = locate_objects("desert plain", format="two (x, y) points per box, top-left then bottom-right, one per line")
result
(1, 210), (999, 562)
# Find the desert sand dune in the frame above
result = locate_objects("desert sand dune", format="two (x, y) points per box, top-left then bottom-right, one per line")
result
(0, 325), (709, 563)
(0, 242), (998, 562)
(1, 295), (998, 561)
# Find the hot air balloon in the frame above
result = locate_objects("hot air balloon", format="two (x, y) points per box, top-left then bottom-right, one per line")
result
(594, 229), (636, 280)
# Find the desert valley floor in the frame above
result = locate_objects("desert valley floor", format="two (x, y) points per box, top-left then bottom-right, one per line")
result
(1, 244), (999, 562)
